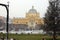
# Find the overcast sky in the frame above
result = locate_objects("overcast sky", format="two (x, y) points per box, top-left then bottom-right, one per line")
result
(0, 0), (49, 18)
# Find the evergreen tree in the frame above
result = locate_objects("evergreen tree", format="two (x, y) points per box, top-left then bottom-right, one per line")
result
(44, 0), (60, 40)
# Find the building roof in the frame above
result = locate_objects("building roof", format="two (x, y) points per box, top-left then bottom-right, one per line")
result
(28, 6), (37, 13)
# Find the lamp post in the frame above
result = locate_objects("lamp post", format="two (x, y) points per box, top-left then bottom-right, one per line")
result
(0, 2), (9, 40)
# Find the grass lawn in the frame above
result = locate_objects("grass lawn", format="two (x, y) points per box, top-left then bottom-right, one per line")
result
(0, 33), (60, 40)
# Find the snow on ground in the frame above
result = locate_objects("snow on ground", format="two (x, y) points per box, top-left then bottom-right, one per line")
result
(0, 30), (46, 34)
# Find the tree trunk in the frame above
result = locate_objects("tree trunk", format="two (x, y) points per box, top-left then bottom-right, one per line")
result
(53, 29), (56, 40)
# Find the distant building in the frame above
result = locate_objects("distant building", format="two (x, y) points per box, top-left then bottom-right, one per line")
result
(12, 6), (44, 31)
(0, 16), (5, 31)
(0, 6), (45, 34)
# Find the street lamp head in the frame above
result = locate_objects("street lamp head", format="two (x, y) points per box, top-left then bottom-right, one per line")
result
(7, 1), (9, 7)
(7, 1), (9, 4)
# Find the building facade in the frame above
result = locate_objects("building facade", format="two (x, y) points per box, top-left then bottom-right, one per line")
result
(12, 6), (44, 31)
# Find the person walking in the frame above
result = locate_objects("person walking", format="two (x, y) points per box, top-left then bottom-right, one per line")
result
(10, 38), (13, 40)
(41, 38), (46, 40)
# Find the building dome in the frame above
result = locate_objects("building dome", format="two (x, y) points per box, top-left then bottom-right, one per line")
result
(28, 6), (37, 13)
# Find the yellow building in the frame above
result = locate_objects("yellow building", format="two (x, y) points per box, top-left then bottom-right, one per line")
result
(12, 6), (44, 29)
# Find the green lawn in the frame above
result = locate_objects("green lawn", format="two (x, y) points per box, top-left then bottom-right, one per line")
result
(0, 33), (60, 40)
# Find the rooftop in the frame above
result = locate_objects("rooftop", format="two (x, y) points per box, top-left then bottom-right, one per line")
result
(28, 6), (37, 13)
